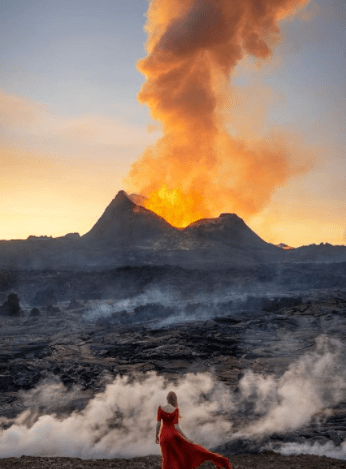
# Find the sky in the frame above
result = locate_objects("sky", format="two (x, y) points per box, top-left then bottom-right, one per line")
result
(0, 0), (345, 247)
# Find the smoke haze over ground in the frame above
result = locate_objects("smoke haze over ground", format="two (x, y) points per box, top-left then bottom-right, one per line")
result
(2, 266), (346, 463)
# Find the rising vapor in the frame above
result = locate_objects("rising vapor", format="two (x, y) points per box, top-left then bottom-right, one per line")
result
(0, 373), (232, 459)
(0, 337), (345, 460)
(126, 0), (312, 227)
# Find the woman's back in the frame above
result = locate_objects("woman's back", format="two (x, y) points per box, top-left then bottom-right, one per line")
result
(157, 391), (232, 469)
(158, 405), (179, 428)
(161, 403), (175, 413)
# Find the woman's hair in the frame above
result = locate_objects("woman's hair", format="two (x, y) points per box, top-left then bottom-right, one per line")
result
(166, 391), (178, 408)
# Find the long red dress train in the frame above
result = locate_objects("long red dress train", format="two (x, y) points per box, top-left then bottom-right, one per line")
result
(157, 406), (232, 469)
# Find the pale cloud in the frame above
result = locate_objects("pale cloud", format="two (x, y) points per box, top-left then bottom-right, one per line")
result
(0, 145), (58, 203)
(0, 140), (128, 239)
(0, 88), (159, 148)
(0, 88), (51, 130)
(294, 1), (320, 22)
(0, 88), (158, 239)
(55, 114), (158, 147)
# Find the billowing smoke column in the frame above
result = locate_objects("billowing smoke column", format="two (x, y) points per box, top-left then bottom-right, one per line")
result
(127, 0), (311, 227)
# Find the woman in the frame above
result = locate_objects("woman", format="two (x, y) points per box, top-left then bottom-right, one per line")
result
(156, 391), (232, 469)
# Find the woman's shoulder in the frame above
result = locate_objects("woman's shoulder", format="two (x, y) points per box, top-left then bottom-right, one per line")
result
(160, 404), (178, 413)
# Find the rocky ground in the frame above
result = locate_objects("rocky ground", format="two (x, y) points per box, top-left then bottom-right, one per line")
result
(1, 452), (346, 469)
(1, 266), (346, 467)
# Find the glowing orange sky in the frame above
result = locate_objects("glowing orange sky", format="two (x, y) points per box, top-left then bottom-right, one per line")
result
(0, 1), (345, 247)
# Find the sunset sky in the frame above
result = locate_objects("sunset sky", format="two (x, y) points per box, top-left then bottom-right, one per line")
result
(1, 0), (345, 247)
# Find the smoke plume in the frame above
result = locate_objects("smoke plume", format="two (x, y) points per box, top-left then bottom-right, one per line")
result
(126, 0), (312, 227)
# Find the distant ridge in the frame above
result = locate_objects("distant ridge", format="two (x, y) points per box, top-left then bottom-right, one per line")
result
(0, 190), (345, 269)
(183, 213), (272, 250)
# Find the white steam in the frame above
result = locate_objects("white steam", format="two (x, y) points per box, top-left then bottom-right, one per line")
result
(278, 440), (346, 460)
(236, 336), (346, 437)
(0, 336), (345, 459)
(0, 372), (233, 459)
(82, 288), (177, 323)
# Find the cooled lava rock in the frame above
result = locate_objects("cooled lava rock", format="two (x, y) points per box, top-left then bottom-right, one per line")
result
(46, 304), (60, 315)
(66, 298), (84, 310)
(32, 287), (57, 306)
(29, 307), (41, 317)
(0, 293), (22, 317)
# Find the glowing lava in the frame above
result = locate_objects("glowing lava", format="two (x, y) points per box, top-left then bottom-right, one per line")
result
(142, 184), (205, 227)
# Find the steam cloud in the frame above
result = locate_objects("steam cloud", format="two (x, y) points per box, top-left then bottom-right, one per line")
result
(126, 0), (312, 227)
(238, 336), (346, 436)
(0, 336), (345, 460)
(0, 373), (232, 459)
(279, 441), (346, 461)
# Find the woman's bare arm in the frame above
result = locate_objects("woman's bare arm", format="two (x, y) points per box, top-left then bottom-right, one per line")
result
(156, 422), (161, 443)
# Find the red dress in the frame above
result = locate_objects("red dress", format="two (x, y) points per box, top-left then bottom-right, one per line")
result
(157, 406), (232, 469)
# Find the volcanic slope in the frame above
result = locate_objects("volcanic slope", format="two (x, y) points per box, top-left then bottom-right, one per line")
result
(80, 191), (283, 267)
(82, 190), (180, 248)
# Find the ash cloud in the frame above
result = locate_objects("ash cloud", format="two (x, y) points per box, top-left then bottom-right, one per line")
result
(127, 0), (313, 227)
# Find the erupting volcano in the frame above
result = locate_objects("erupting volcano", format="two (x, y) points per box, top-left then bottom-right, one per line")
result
(126, 0), (312, 228)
